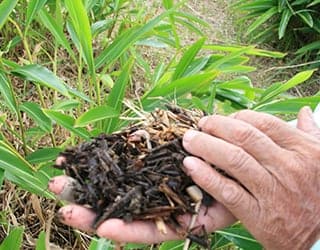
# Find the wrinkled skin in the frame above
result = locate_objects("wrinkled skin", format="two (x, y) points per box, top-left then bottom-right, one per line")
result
(48, 107), (320, 249)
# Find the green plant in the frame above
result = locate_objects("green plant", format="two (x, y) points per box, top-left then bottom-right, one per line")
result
(0, 0), (319, 249)
(233, 0), (320, 56)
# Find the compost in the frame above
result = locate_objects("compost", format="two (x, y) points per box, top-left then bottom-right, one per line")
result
(54, 106), (214, 246)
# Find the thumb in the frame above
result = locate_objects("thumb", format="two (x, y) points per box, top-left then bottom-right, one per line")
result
(297, 106), (320, 139)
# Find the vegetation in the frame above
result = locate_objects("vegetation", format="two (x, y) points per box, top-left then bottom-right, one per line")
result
(0, 0), (319, 249)
(233, 0), (320, 62)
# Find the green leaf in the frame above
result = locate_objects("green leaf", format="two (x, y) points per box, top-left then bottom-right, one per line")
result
(75, 105), (118, 127)
(65, 0), (95, 74)
(43, 109), (91, 140)
(35, 231), (46, 250)
(25, 0), (47, 31)
(143, 71), (218, 109)
(204, 44), (285, 58)
(26, 148), (62, 164)
(95, 10), (173, 69)
(172, 38), (206, 81)
(11, 64), (69, 97)
(297, 11), (314, 27)
(258, 70), (315, 104)
(246, 7), (277, 35)
(0, 169), (4, 190)
(279, 9), (292, 39)
(0, 227), (24, 250)
(51, 99), (80, 111)
(159, 240), (184, 250)
(38, 9), (76, 60)
(308, 0), (320, 7)
(0, 0), (18, 30)
(216, 227), (262, 250)
(19, 102), (52, 133)
(255, 96), (320, 114)
(104, 58), (134, 132)
(296, 40), (320, 54)
(0, 141), (53, 197)
(88, 238), (112, 250)
(0, 72), (18, 114)
(162, 0), (174, 9)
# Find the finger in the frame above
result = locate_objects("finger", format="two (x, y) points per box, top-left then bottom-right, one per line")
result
(183, 156), (258, 222)
(297, 106), (320, 139)
(183, 130), (271, 194)
(48, 176), (79, 202)
(97, 218), (181, 244)
(229, 109), (315, 151)
(97, 203), (236, 244)
(58, 204), (96, 232)
(178, 202), (236, 233)
(198, 114), (288, 165)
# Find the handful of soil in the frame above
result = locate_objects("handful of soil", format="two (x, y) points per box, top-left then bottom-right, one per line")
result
(54, 106), (214, 243)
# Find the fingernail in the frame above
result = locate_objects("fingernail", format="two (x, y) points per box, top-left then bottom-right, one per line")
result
(48, 177), (62, 195)
(58, 206), (73, 222)
(55, 156), (66, 166)
(183, 130), (198, 143)
(183, 156), (197, 173)
(198, 116), (208, 128)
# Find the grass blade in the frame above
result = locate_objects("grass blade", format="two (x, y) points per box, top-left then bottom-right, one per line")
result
(43, 109), (91, 140)
(0, 141), (53, 197)
(142, 71), (219, 109)
(0, 72), (18, 114)
(279, 8), (292, 39)
(0, 227), (24, 250)
(255, 96), (320, 114)
(26, 147), (62, 164)
(95, 10), (173, 69)
(104, 58), (134, 133)
(172, 38), (206, 80)
(258, 70), (315, 104)
(38, 9), (76, 61)
(0, 0), (18, 30)
(25, 0), (47, 31)
(11, 64), (69, 97)
(75, 105), (118, 127)
(19, 102), (52, 133)
(65, 0), (95, 74)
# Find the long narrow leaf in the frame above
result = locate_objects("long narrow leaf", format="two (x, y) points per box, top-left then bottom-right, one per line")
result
(172, 38), (205, 80)
(65, 0), (95, 74)
(0, 141), (53, 197)
(0, 72), (18, 114)
(43, 109), (91, 140)
(38, 9), (76, 60)
(19, 102), (52, 133)
(104, 59), (134, 132)
(258, 70), (315, 104)
(75, 105), (118, 127)
(142, 71), (218, 109)
(279, 8), (292, 39)
(25, 0), (47, 31)
(255, 96), (320, 114)
(95, 10), (173, 69)
(246, 7), (277, 35)
(0, 0), (18, 30)
(0, 227), (24, 250)
(11, 64), (69, 97)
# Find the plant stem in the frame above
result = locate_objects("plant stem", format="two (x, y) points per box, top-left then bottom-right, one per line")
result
(9, 18), (57, 148)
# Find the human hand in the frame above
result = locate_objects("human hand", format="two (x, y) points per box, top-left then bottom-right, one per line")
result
(182, 106), (320, 250)
(49, 158), (236, 243)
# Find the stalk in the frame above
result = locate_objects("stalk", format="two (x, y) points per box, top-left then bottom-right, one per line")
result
(9, 18), (57, 147)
